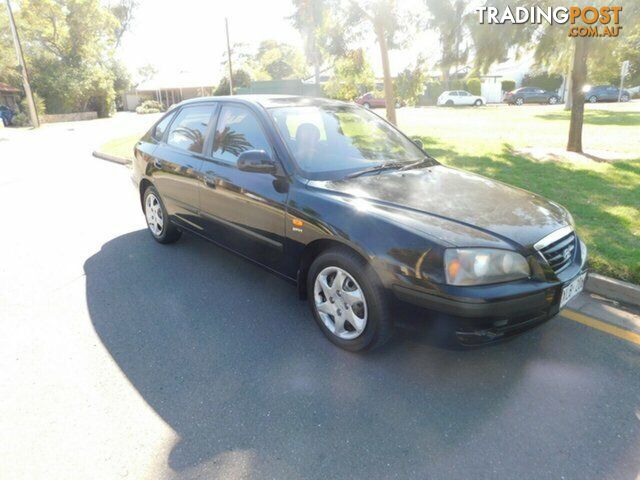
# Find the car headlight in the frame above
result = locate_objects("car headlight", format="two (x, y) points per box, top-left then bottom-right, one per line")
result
(444, 248), (531, 286)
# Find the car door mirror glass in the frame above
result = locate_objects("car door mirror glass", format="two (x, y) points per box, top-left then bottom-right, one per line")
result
(412, 137), (423, 149)
(237, 150), (277, 174)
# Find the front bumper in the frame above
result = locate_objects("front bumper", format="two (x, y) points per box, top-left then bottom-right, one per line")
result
(392, 266), (588, 346)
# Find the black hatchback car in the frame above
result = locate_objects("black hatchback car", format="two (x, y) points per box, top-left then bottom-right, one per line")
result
(504, 87), (560, 105)
(132, 95), (587, 351)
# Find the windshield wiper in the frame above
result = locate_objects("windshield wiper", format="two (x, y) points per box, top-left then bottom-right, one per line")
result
(346, 161), (407, 179)
(398, 157), (434, 171)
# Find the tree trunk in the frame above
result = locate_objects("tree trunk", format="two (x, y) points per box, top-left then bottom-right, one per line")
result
(375, 23), (396, 125)
(313, 45), (321, 96)
(567, 36), (589, 153)
(563, 73), (572, 111)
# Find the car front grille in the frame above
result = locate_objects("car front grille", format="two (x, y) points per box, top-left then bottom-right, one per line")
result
(536, 228), (576, 274)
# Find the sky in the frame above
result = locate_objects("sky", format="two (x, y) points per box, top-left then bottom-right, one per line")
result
(118, 0), (439, 83)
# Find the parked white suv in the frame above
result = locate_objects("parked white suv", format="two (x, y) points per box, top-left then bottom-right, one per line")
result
(437, 90), (486, 106)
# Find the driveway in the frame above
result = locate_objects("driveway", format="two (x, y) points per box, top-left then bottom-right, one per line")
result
(1, 115), (639, 480)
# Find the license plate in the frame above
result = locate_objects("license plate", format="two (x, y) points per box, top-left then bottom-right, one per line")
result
(560, 272), (587, 309)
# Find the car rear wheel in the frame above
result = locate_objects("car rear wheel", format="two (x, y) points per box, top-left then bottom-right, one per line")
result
(588, 95), (598, 103)
(474, 99), (483, 106)
(143, 186), (182, 244)
(307, 248), (393, 351)
(548, 96), (558, 104)
(515, 97), (524, 106)
(445, 100), (454, 106)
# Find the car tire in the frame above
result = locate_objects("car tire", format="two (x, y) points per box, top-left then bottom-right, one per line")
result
(548, 96), (558, 104)
(445, 100), (454, 106)
(363, 102), (371, 109)
(143, 185), (182, 244)
(588, 95), (598, 103)
(307, 248), (393, 352)
(515, 97), (524, 106)
(621, 94), (630, 102)
(394, 101), (401, 108)
(474, 99), (483, 106)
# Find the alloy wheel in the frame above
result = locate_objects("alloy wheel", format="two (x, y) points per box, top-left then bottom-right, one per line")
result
(313, 266), (368, 340)
(589, 96), (597, 103)
(145, 193), (164, 236)
(515, 97), (524, 105)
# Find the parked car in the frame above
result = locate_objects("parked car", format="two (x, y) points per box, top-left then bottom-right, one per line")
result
(504, 87), (560, 105)
(132, 95), (587, 351)
(0, 105), (14, 126)
(437, 90), (486, 106)
(583, 85), (630, 103)
(354, 91), (403, 109)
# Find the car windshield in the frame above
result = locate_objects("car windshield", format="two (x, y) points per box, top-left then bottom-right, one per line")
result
(269, 105), (435, 180)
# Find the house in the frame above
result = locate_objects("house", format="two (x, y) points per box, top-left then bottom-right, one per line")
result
(123, 70), (219, 111)
(0, 82), (20, 109)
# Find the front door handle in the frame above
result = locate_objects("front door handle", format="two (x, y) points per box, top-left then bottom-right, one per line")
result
(203, 172), (217, 188)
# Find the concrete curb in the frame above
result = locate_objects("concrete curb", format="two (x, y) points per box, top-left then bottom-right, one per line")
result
(92, 151), (131, 166)
(586, 273), (640, 308)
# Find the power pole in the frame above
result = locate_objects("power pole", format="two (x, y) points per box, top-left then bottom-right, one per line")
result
(5, 0), (39, 127)
(225, 18), (234, 96)
(618, 60), (629, 102)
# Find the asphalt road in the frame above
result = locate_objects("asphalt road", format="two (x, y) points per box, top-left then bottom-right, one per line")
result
(1, 114), (639, 480)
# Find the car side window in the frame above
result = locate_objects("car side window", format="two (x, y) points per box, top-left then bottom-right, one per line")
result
(212, 105), (273, 164)
(166, 105), (214, 154)
(153, 112), (175, 141)
(450, 91), (458, 96)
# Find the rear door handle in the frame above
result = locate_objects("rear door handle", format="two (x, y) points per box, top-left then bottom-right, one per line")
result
(153, 159), (162, 169)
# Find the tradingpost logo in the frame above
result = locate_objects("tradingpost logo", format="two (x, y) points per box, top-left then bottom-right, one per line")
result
(477, 5), (623, 37)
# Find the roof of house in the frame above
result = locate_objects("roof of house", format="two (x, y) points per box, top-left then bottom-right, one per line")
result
(0, 82), (20, 93)
(136, 70), (218, 92)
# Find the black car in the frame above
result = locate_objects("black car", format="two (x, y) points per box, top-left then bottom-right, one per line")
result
(583, 85), (630, 103)
(504, 87), (560, 105)
(132, 95), (587, 351)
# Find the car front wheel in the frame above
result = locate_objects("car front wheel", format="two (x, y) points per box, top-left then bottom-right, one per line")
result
(621, 94), (630, 102)
(445, 100), (454, 106)
(474, 99), (483, 106)
(363, 102), (371, 109)
(548, 96), (558, 104)
(307, 248), (393, 351)
(515, 97), (524, 105)
(588, 95), (598, 103)
(143, 186), (182, 244)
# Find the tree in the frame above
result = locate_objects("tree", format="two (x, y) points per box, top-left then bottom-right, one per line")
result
(324, 48), (374, 100)
(290, 0), (327, 89)
(395, 60), (426, 106)
(254, 40), (308, 80)
(424, 0), (471, 89)
(214, 68), (252, 96)
(4, 0), (136, 117)
(345, 0), (407, 124)
(137, 64), (158, 83)
(110, 0), (138, 47)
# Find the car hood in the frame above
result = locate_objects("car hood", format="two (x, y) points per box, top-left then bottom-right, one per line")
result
(308, 165), (572, 248)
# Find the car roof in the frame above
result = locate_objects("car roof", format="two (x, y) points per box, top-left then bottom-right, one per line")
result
(178, 94), (352, 109)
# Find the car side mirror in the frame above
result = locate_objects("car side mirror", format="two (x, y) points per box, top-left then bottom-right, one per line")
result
(237, 150), (277, 174)
(412, 138), (424, 149)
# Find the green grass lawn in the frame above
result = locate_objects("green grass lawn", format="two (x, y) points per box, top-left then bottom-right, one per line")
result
(97, 103), (640, 283)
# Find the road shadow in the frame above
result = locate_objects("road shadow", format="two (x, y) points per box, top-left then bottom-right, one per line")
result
(84, 230), (639, 479)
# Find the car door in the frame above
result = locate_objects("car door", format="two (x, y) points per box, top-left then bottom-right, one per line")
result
(150, 103), (217, 231)
(605, 86), (618, 101)
(197, 103), (288, 271)
(449, 91), (459, 104)
(458, 91), (474, 105)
